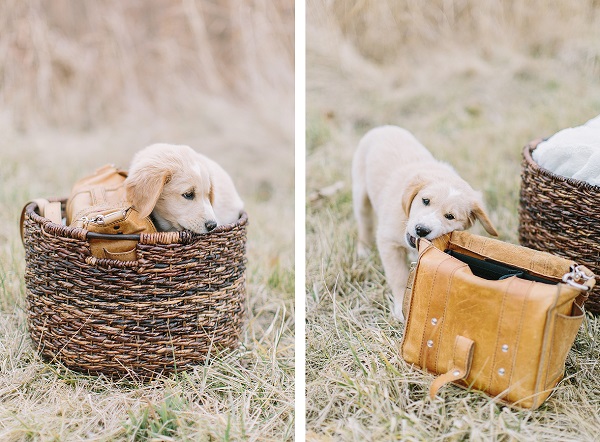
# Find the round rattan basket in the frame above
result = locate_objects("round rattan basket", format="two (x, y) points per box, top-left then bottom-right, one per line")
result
(22, 199), (247, 378)
(519, 139), (600, 313)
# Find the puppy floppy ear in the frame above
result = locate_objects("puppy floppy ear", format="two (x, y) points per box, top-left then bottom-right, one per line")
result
(471, 202), (498, 236)
(402, 175), (428, 216)
(125, 167), (170, 219)
(208, 178), (214, 205)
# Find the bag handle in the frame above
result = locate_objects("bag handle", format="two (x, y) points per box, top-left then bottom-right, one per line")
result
(563, 265), (595, 291)
(562, 265), (596, 311)
(20, 199), (62, 245)
(430, 335), (475, 399)
(20, 200), (170, 244)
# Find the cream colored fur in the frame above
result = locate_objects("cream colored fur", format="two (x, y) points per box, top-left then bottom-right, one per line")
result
(125, 143), (243, 233)
(352, 126), (497, 321)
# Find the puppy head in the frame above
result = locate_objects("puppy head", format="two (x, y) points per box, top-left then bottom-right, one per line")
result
(402, 175), (498, 248)
(125, 143), (217, 233)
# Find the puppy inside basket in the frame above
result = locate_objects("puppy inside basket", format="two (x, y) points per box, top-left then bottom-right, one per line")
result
(125, 143), (244, 234)
(57, 144), (244, 261)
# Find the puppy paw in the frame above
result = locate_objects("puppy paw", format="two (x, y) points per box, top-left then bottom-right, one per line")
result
(357, 244), (370, 259)
(392, 301), (405, 322)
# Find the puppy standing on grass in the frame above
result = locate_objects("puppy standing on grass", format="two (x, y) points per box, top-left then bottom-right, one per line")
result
(352, 125), (498, 320)
(125, 143), (243, 233)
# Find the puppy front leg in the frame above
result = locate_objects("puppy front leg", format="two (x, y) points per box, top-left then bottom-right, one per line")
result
(377, 238), (410, 321)
(353, 191), (376, 258)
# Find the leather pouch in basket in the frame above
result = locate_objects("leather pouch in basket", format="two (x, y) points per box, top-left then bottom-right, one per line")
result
(401, 231), (595, 410)
(66, 164), (156, 261)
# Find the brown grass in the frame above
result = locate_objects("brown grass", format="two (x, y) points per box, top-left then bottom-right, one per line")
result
(0, 0), (294, 130)
(307, 0), (600, 440)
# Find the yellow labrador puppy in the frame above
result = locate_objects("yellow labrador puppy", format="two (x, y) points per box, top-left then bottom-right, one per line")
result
(352, 125), (497, 320)
(125, 143), (243, 233)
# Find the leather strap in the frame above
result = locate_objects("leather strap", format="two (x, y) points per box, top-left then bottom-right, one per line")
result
(44, 201), (63, 225)
(402, 262), (418, 319)
(102, 246), (137, 261)
(572, 265), (596, 310)
(20, 199), (62, 244)
(430, 335), (475, 399)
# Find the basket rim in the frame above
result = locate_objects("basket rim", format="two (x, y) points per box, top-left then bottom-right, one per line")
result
(523, 139), (600, 192)
(25, 199), (248, 245)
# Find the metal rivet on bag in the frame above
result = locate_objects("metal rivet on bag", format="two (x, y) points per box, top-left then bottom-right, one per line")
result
(502, 344), (509, 352)
(453, 370), (460, 376)
(427, 340), (434, 348)
(431, 318), (438, 325)
(498, 368), (505, 376)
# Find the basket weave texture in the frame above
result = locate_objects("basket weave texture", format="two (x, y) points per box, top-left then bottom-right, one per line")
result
(22, 200), (247, 378)
(519, 140), (600, 312)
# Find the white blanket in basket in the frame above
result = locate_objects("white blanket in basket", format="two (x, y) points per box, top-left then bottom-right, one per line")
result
(532, 115), (600, 186)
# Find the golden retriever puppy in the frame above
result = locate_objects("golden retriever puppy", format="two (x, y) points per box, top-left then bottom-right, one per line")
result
(352, 125), (497, 320)
(125, 143), (243, 233)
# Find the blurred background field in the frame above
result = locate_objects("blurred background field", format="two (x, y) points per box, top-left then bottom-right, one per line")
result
(306, 0), (600, 440)
(0, 1), (293, 440)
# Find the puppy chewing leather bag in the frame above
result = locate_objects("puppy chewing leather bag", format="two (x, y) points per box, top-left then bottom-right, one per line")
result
(66, 164), (156, 261)
(401, 231), (595, 409)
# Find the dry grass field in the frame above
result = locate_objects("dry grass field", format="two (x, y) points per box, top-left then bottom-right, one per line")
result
(306, 1), (600, 440)
(0, 1), (294, 440)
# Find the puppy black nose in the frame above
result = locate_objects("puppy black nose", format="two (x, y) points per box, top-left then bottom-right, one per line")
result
(205, 220), (217, 232)
(415, 224), (431, 238)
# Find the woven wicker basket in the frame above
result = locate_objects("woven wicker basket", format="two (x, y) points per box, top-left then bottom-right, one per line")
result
(22, 199), (247, 378)
(519, 139), (600, 312)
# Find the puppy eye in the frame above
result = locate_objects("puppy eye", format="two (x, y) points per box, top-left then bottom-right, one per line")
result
(422, 198), (430, 206)
(182, 191), (195, 200)
(445, 213), (455, 220)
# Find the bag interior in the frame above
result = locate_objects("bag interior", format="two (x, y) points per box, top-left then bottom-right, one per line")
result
(445, 249), (558, 285)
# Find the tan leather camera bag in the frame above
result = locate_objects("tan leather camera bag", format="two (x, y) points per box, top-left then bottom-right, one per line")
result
(401, 231), (595, 409)
(66, 164), (156, 261)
